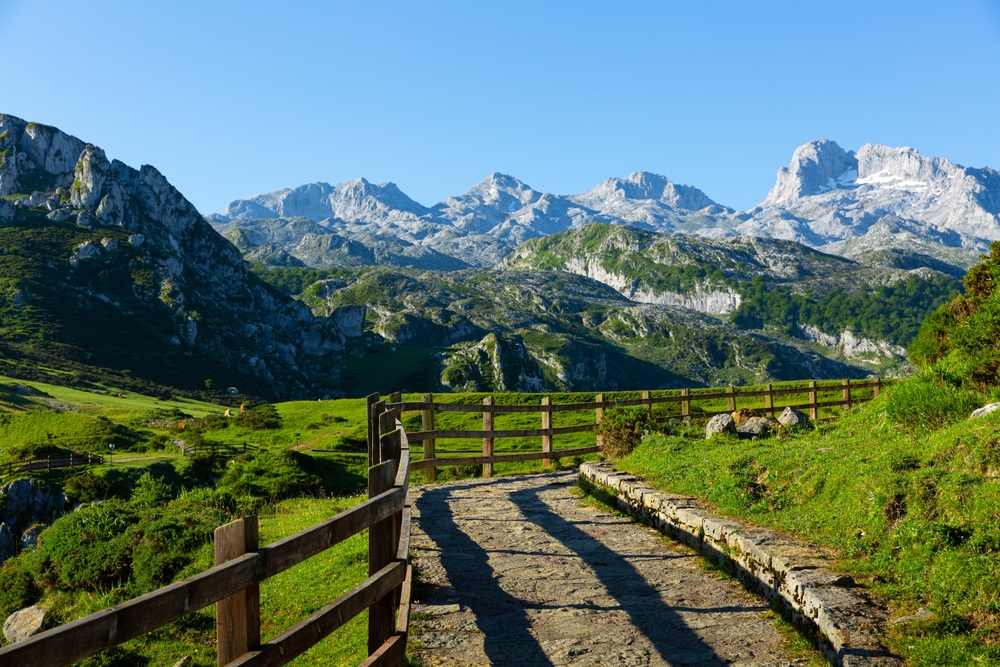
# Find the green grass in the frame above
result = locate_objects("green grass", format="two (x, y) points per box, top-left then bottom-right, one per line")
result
(614, 373), (1000, 665)
(25, 497), (371, 667)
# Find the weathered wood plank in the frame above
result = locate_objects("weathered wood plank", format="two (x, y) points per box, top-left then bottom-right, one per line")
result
(216, 517), (260, 666)
(482, 397), (494, 478)
(405, 423), (595, 442)
(541, 396), (553, 467)
(225, 561), (406, 667)
(410, 446), (600, 470)
(368, 460), (396, 656)
(421, 393), (436, 482)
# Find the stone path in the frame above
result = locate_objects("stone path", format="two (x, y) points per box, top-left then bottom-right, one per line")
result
(409, 472), (800, 667)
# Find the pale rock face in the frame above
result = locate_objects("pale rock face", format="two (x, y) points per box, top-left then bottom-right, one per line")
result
(797, 324), (906, 360)
(763, 139), (858, 205)
(331, 305), (365, 337)
(562, 255), (741, 315)
(128, 234), (145, 246)
(71, 145), (112, 210)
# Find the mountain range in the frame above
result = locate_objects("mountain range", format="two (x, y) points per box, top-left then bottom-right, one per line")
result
(0, 113), (977, 397)
(212, 139), (1000, 273)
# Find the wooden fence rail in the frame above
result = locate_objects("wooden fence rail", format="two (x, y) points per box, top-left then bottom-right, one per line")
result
(2, 452), (105, 479)
(392, 377), (887, 480)
(0, 377), (889, 666)
(0, 393), (412, 667)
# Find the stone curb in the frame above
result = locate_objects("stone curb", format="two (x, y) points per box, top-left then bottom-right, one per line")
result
(579, 462), (902, 667)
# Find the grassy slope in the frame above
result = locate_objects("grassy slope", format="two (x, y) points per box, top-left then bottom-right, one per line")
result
(616, 375), (1000, 665)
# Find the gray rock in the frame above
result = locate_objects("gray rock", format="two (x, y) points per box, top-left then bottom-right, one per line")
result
(778, 406), (809, 427)
(20, 527), (39, 550)
(737, 416), (778, 439)
(172, 656), (192, 667)
(971, 402), (1000, 419)
(128, 233), (144, 246)
(3, 606), (47, 643)
(706, 414), (736, 439)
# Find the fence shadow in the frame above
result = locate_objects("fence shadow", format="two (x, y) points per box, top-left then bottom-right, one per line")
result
(415, 482), (555, 667)
(509, 481), (729, 666)
(416, 475), (732, 666)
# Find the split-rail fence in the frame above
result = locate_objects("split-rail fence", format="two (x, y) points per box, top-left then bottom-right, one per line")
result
(0, 377), (886, 666)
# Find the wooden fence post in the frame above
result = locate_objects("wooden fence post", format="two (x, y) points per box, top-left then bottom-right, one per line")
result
(842, 379), (851, 411)
(728, 386), (736, 413)
(541, 396), (552, 467)
(367, 458), (396, 657)
(215, 516), (260, 666)
(595, 394), (604, 450)
(873, 376), (881, 399)
(764, 384), (774, 417)
(681, 389), (690, 425)
(422, 393), (436, 482)
(808, 381), (818, 421)
(642, 390), (651, 418)
(482, 397), (494, 478)
(388, 391), (402, 423)
(366, 393), (380, 468)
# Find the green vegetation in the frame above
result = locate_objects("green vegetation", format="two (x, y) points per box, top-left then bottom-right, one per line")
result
(593, 405), (657, 459)
(248, 265), (367, 297)
(614, 371), (1000, 664)
(732, 273), (961, 345)
(910, 241), (1000, 390)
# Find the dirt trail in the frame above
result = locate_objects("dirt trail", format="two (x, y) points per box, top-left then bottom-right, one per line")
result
(409, 471), (800, 666)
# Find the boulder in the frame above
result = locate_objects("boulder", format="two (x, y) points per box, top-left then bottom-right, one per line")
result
(737, 416), (779, 439)
(730, 407), (759, 427)
(706, 414), (737, 439)
(778, 406), (809, 427)
(173, 656), (193, 667)
(971, 402), (1000, 419)
(3, 605), (47, 644)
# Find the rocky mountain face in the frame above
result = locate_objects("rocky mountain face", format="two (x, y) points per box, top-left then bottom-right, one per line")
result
(0, 115), (361, 399)
(734, 139), (1000, 267)
(308, 266), (871, 392)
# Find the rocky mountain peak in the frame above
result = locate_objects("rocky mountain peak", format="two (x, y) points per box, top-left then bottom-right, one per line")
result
(763, 139), (858, 205)
(575, 171), (716, 211)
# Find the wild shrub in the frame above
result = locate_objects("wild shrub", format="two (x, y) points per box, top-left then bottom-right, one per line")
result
(129, 471), (174, 509)
(217, 450), (321, 499)
(594, 405), (656, 459)
(234, 404), (280, 430)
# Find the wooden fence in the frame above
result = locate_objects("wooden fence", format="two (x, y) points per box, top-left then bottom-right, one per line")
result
(394, 377), (886, 481)
(1, 452), (104, 480)
(174, 441), (259, 458)
(0, 378), (887, 665)
(0, 394), (413, 667)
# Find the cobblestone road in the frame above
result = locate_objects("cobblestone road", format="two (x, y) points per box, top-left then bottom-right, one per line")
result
(409, 471), (799, 666)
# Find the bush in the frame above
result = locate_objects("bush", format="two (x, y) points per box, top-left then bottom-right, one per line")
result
(234, 404), (280, 430)
(0, 561), (42, 618)
(217, 450), (321, 499)
(594, 405), (656, 459)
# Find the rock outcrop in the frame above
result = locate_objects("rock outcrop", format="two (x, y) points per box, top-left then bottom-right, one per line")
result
(0, 114), (364, 398)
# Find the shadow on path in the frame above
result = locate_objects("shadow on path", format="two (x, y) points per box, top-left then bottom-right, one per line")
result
(416, 481), (555, 667)
(416, 474), (734, 666)
(510, 481), (728, 666)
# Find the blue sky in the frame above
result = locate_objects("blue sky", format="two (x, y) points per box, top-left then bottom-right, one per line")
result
(1, 1), (999, 214)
